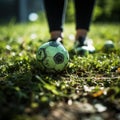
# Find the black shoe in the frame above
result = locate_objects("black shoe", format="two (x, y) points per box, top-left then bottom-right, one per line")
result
(74, 36), (95, 56)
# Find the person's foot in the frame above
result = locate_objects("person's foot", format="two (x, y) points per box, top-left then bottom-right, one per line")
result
(74, 36), (95, 56)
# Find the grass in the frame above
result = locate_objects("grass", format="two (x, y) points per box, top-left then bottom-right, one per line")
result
(0, 22), (120, 120)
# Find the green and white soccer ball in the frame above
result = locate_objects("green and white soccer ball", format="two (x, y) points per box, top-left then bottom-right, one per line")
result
(103, 40), (115, 52)
(36, 41), (69, 72)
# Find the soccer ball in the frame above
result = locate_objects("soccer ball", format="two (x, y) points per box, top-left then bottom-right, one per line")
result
(36, 41), (69, 72)
(103, 40), (115, 52)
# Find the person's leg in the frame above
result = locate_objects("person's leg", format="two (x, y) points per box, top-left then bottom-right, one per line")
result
(74, 0), (96, 40)
(73, 0), (96, 54)
(44, 0), (67, 40)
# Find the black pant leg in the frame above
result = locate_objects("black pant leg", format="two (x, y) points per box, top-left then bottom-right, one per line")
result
(44, 0), (67, 32)
(74, 0), (96, 30)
